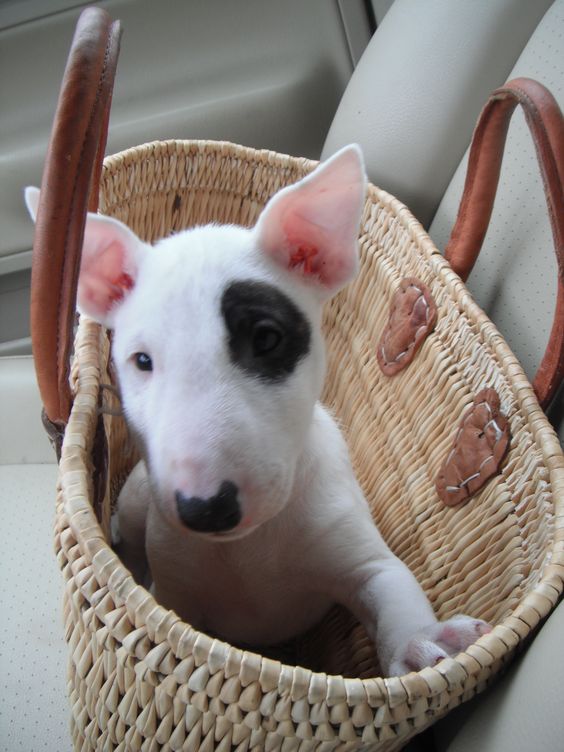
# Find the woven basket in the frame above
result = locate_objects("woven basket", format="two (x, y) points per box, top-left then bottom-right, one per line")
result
(31, 9), (564, 752)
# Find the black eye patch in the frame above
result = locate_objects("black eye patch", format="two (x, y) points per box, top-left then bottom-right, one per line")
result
(221, 280), (311, 382)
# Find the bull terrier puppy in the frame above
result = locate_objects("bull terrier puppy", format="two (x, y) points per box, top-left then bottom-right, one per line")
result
(26, 146), (489, 675)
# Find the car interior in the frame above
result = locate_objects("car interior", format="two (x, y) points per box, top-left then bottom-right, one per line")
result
(1, 0), (563, 750)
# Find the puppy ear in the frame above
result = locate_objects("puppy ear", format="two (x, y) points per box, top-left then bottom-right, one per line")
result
(76, 213), (146, 326)
(254, 144), (366, 296)
(24, 186), (40, 221)
(24, 187), (145, 327)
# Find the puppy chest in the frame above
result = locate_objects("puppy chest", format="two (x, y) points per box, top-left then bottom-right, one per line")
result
(147, 531), (332, 644)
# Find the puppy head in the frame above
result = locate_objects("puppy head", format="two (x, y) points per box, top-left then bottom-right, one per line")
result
(26, 145), (366, 538)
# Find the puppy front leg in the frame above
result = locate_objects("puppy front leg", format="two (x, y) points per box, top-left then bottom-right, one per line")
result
(115, 460), (151, 586)
(342, 556), (490, 676)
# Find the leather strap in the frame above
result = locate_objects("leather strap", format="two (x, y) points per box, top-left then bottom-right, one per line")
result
(444, 78), (564, 410)
(30, 7), (122, 446)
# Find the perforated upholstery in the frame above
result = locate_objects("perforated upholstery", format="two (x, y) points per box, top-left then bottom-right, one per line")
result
(430, 0), (564, 396)
(0, 464), (70, 751)
(0, 356), (53, 464)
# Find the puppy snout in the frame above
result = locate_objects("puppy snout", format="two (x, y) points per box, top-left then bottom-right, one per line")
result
(175, 480), (241, 533)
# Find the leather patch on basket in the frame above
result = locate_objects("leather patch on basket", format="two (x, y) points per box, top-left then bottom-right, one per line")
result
(377, 278), (438, 375)
(436, 388), (510, 507)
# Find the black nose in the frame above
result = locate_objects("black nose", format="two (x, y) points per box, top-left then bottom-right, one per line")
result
(175, 481), (241, 533)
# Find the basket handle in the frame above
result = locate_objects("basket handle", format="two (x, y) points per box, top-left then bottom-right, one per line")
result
(444, 77), (564, 410)
(30, 6), (122, 453)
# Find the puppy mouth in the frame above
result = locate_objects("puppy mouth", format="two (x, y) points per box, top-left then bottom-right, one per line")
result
(167, 508), (258, 541)
(207, 522), (259, 541)
(209, 530), (244, 541)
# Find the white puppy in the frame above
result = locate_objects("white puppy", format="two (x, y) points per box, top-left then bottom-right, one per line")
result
(26, 146), (489, 675)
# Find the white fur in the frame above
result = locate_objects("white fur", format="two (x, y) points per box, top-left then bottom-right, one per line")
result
(25, 145), (489, 675)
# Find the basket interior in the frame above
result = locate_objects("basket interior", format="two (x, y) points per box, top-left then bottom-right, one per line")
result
(95, 140), (556, 679)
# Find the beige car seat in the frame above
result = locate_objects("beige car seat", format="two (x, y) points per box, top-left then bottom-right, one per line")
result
(323, 0), (564, 749)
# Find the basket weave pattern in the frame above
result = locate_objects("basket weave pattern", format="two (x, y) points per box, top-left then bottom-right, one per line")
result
(55, 140), (564, 751)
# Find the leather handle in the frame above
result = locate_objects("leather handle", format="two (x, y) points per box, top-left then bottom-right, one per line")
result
(30, 7), (122, 445)
(444, 78), (564, 410)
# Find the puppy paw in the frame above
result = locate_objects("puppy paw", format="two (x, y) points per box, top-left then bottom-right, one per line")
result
(388, 615), (491, 676)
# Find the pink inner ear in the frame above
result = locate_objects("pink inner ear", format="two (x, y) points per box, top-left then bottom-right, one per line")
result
(275, 220), (354, 290)
(106, 272), (135, 309)
(282, 209), (351, 286)
(80, 239), (134, 316)
(288, 245), (319, 275)
(285, 214), (325, 277)
(256, 145), (366, 293)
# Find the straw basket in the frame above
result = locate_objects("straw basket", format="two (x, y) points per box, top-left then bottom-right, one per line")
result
(31, 8), (564, 752)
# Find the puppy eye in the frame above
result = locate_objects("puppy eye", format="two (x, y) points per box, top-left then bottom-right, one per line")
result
(252, 320), (283, 356)
(134, 352), (153, 371)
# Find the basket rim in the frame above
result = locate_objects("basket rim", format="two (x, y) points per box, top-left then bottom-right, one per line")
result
(61, 138), (564, 710)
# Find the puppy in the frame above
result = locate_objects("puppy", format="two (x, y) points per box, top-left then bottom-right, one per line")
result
(26, 146), (489, 675)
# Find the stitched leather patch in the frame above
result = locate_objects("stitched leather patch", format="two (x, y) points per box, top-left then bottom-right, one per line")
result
(436, 388), (510, 507)
(377, 278), (438, 375)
